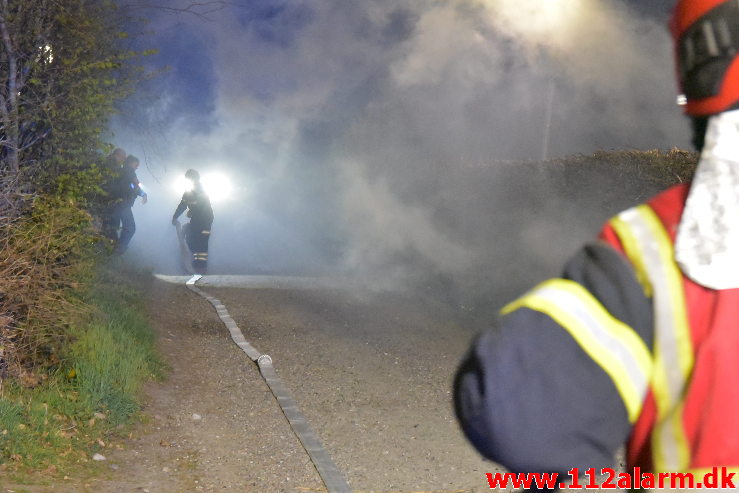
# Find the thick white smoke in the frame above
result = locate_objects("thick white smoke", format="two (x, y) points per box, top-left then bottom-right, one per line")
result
(115, 0), (688, 306)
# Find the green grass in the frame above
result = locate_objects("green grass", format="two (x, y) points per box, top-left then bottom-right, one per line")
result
(0, 264), (161, 475)
(71, 316), (156, 424)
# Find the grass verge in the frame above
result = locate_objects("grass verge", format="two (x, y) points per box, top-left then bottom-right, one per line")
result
(0, 263), (161, 481)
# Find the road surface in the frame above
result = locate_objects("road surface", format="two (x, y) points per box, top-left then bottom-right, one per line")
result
(90, 276), (499, 492)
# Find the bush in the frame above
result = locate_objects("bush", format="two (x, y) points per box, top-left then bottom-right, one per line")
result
(0, 264), (160, 472)
(0, 196), (97, 378)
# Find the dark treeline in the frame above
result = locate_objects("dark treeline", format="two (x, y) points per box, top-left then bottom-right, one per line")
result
(0, 0), (147, 379)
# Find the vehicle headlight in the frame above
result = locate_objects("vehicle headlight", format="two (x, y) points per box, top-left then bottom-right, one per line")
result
(202, 173), (232, 203)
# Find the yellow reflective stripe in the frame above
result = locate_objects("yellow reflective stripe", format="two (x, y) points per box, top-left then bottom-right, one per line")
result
(638, 207), (694, 379)
(502, 279), (652, 422)
(613, 205), (694, 471)
(609, 216), (653, 298)
(632, 207), (692, 471)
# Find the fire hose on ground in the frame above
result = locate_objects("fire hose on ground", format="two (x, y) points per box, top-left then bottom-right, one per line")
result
(175, 222), (351, 493)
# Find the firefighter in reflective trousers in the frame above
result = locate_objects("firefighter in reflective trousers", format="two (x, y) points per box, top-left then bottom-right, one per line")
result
(454, 0), (739, 488)
(172, 169), (213, 274)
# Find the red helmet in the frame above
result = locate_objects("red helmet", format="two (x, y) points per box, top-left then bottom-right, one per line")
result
(671, 0), (739, 116)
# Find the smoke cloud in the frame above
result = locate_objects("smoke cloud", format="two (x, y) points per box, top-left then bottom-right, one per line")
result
(112, 0), (688, 309)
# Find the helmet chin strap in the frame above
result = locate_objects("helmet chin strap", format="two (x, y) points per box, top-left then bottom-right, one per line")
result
(675, 109), (739, 289)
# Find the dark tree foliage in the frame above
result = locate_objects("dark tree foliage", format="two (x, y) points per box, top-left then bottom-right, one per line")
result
(0, 0), (147, 378)
(0, 0), (143, 215)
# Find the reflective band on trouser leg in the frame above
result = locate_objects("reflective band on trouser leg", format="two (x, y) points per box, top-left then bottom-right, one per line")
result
(610, 205), (694, 472)
(501, 279), (652, 423)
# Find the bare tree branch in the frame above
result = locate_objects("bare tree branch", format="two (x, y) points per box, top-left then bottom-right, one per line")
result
(0, 6), (20, 173)
(120, 1), (231, 21)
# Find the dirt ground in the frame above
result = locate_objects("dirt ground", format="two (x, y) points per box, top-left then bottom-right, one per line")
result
(5, 277), (510, 492)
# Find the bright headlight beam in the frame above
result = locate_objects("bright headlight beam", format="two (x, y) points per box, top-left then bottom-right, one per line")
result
(173, 176), (193, 194)
(201, 173), (232, 203)
(480, 0), (588, 47)
(172, 172), (233, 203)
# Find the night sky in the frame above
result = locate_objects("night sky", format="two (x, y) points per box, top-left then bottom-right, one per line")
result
(113, 0), (690, 291)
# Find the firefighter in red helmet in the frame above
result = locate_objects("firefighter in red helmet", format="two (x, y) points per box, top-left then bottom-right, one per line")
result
(454, 0), (739, 488)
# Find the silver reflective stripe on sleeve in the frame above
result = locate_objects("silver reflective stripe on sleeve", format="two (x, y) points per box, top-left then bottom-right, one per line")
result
(502, 278), (652, 423)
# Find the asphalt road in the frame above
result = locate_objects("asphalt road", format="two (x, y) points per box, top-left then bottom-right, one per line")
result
(83, 276), (501, 493)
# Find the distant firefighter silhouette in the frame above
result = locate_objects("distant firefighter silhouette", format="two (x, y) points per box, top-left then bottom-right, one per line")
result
(172, 169), (213, 274)
(110, 154), (148, 255)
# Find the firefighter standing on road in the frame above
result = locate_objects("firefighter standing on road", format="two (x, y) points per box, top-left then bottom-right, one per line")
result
(172, 169), (213, 275)
(454, 0), (739, 487)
